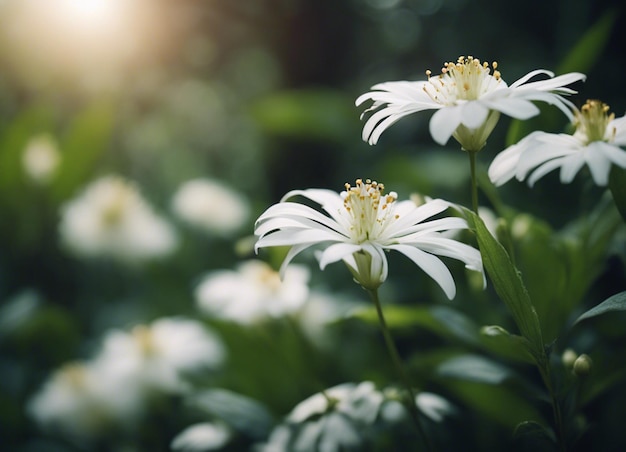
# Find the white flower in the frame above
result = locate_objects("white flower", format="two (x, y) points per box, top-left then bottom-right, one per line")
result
(95, 317), (225, 394)
(27, 361), (143, 440)
(415, 392), (454, 423)
(257, 382), (385, 452)
(171, 422), (232, 452)
(195, 259), (310, 324)
(356, 56), (585, 151)
(21, 134), (61, 184)
(59, 175), (178, 263)
(171, 178), (250, 236)
(489, 99), (626, 186)
(254, 178), (483, 298)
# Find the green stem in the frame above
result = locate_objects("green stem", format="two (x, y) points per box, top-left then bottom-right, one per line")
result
(538, 360), (566, 452)
(367, 288), (432, 451)
(468, 150), (479, 213)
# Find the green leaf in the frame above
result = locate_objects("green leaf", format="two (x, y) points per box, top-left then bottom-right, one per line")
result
(609, 165), (626, 222)
(480, 325), (536, 364)
(437, 354), (512, 385)
(349, 304), (481, 346)
(513, 421), (557, 451)
(465, 210), (545, 362)
(573, 291), (626, 326)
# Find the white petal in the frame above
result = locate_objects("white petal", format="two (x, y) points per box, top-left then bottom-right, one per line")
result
(386, 244), (456, 299)
(255, 228), (339, 249)
(584, 146), (612, 186)
(429, 106), (463, 146)
(527, 158), (567, 186)
(594, 141), (626, 168)
(508, 69), (555, 88)
(362, 243), (389, 285)
(559, 153), (586, 183)
(484, 97), (540, 119)
(460, 102), (489, 130)
(318, 243), (362, 269)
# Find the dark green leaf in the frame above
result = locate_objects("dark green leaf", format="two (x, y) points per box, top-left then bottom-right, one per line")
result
(349, 304), (481, 346)
(480, 325), (536, 364)
(465, 210), (545, 362)
(513, 421), (557, 451)
(573, 291), (626, 325)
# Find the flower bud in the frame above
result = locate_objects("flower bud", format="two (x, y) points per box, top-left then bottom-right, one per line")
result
(573, 354), (592, 377)
(561, 348), (578, 369)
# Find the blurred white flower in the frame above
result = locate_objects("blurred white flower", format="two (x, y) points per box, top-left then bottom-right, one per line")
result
(356, 56), (585, 151)
(195, 259), (310, 324)
(255, 178), (483, 298)
(258, 382), (438, 451)
(171, 178), (250, 236)
(95, 317), (225, 394)
(489, 99), (626, 186)
(59, 175), (178, 263)
(22, 134), (61, 184)
(171, 421), (232, 452)
(415, 392), (454, 422)
(27, 361), (143, 441)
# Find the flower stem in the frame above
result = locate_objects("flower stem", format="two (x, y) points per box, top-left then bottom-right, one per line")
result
(468, 150), (479, 213)
(538, 361), (566, 452)
(367, 288), (432, 451)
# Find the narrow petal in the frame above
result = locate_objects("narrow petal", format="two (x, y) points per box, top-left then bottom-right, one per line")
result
(559, 153), (587, 183)
(317, 243), (362, 269)
(484, 97), (540, 119)
(594, 141), (626, 169)
(584, 147), (612, 186)
(527, 158), (567, 186)
(386, 244), (456, 299)
(429, 106), (463, 146)
(508, 69), (555, 88)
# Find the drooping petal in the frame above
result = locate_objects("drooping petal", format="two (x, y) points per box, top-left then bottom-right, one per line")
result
(429, 106), (463, 145)
(594, 141), (626, 169)
(559, 153), (587, 183)
(584, 145), (612, 186)
(318, 243), (363, 270)
(483, 97), (540, 119)
(527, 158), (568, 186)
(385, 244), (456, 299)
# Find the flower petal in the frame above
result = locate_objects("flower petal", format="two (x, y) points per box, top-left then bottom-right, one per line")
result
(318, 243), (362, 269)
(429, 106), (463, 146)
(386, 244), (456, 299)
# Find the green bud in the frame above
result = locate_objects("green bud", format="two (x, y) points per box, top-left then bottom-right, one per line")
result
(573, 354), (593, 377)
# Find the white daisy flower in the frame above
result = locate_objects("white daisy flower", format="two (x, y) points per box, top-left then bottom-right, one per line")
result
(27, 361), (143, 441)
(195, 259), (310, 324)
(94, 317), (225, 394)
(489, 99), (626, 186)
(254, 178), (483, 298)
(171, 178), (250, 236)
(59, 175), (178, 263)
(356, 56), (585, 151)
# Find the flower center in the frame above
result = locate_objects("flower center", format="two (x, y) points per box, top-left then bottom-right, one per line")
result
(424, 56), (501, 104)
(574, 99), (615, 144)
(341, 179), (398, 243)
(132, 324), (156, 356)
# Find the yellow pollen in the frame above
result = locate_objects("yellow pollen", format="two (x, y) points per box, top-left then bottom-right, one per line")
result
(575, 99), (614, 144)
(342, 179), (398, 243)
